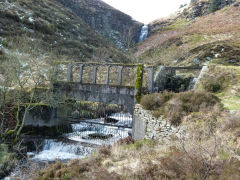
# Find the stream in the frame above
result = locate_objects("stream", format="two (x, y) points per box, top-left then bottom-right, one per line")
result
(7, 112), (132, 179)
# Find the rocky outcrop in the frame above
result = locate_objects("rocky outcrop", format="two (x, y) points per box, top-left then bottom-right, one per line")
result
(183, 0), (236, 20)
(56, 0), (143, 49)
(0, 0), (127, 61)
(184, 1), (210, 20)
(149, 0), (236, 35)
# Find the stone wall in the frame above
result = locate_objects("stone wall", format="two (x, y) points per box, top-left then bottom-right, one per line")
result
(133, 104), (185, 141)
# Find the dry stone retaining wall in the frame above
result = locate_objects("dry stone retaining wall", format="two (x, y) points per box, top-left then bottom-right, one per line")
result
(133, 104), (186, 141)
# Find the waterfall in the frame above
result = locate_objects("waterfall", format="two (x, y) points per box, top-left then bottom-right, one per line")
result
(32, 140), (94, 161)
(188, 63), (209, 90)
(139, 24), (148, 42)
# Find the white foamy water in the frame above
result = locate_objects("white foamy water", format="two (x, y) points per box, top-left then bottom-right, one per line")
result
(68, 113), (132, 145)
(188, 63), (209, 90)
(32, 140), (94, 161)
(30, 112), (132, 161)
(139, 24), (148, 42)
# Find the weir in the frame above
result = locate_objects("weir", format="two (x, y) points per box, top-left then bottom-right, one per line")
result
(23, 62), (203, 143)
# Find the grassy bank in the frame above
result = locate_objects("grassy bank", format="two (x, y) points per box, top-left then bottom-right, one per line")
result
(0, 144), (17, 179)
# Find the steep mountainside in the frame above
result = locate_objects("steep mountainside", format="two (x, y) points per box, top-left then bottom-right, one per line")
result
(0, 0), (129, 63)
(56, 0), (143, 49)
(136, 0), (240, 66)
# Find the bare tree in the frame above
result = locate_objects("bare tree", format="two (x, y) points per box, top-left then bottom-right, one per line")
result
(0, 55), (53, 143)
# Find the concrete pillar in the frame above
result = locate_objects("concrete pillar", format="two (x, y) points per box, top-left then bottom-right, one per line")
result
(106, 65), (111, 84)
(118, 66), (123, 85)
(79, 64), (84, 84)
(93, 66), (98, 84)
(132, 105), (146, 141)
(67, 64), (73, 82)
(147, 67), (154, 93)
(153, 65), (167, 92)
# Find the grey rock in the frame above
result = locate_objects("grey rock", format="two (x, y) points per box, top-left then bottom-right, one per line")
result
(194, 58), (200, 64)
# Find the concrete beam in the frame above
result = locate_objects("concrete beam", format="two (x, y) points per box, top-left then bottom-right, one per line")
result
(147, 67), (154, 93)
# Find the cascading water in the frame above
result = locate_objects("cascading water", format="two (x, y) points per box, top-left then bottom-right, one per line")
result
(139, 24), (148, 42)
(9, 113), (132, 179)
(187, 63), (209, 90)
(29, 112), (132, 161)
(32, 140), (94, 161)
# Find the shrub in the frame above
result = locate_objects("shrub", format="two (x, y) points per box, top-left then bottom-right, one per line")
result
(132, 146), (240, 180)
(165, 91), (222, 125)
(142, 90), (222, 126)
(140, 91), (174, 110)
(0, 144), (17, 179)
(165, 75), (193, 92)
(201, 66), (236, 93)
(117, 136), (135, 145)
(210, 0), (222, 13)
(219, 158), (240, 179)
(221, 113), (240, 137)
(98, 146), (112, 157)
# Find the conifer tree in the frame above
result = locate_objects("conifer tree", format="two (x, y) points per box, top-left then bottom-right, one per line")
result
(210, 0), (223, 13)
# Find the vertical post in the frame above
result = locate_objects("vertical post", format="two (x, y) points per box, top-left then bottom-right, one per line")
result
(106, 65), (111, 85)
(93, 66), (98, 84)
(67, 64), (73, 82)
(118, 66), (123, 85)
(147, 67), (154, 93)
(79, 64), (84, 84)
(135, 64), (144, 103)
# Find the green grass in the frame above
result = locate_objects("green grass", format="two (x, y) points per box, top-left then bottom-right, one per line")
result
(168, 18), (192, 30)
(190, 34), (206, 44)
(201, 65), (240, 110)
(121, 139), (155, 150)
(217, 66), (240, 110)
(155, 18), (192, 33)
(140, 43), (182, 65)
(217, 94), (240, 110)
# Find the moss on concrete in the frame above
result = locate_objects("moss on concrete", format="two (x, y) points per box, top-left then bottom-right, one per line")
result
(52, 60), (143, 67)
(135, 65), (144, 103)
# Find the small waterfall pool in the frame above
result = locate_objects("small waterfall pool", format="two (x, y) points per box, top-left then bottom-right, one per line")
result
(139, 24), (148, 42)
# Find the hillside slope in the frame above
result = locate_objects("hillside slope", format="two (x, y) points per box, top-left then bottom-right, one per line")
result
(136, 0), (240, 66)
(56, 0), (143, 49)
(0, 0), (128, 63)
